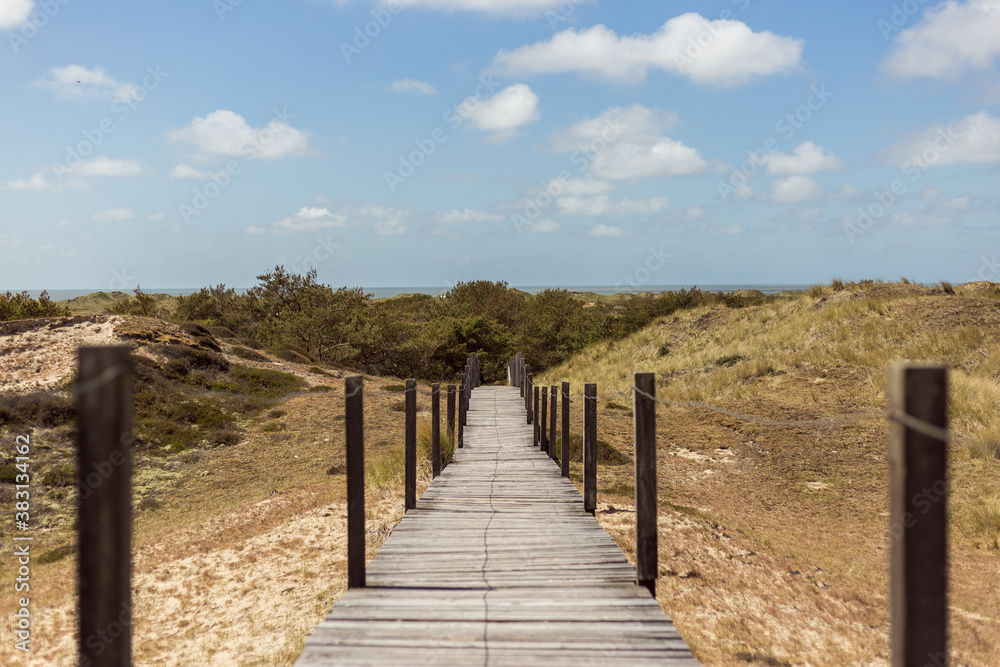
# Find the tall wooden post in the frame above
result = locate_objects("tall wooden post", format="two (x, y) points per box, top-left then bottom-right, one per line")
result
(889, 363), (948, 667)
(344, 375), (365, 588)
(540, 386), (548, 453)
(446, 384), (456, 449)
(533, 385), (539, 446)
(405, 379), (417, 511)
(526, 372), (533, 424)
(458, 384), (465, 448)
(584, 382), (597, 515)
(431, 383), (441, 477)
(634, 372), (657, 597)
(549, 385), (558, 461)
(77, 346), (133, 666)
(561, 381), (570, 477)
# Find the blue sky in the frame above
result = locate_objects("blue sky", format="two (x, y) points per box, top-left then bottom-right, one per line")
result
(2, 0), (999, 291)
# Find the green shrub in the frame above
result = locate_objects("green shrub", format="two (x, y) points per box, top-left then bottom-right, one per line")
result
(37, 545), (74, 565)
(272, 348), (311, 364)
(42, 464), (75, 487)
(211, 365), (306, 398)
(230, 346), (270, 362)
(0, 290), (67, 321)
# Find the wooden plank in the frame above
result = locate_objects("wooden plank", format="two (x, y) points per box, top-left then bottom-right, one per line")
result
(296, 385), (697, 665)
(77, 346), (133, 667)
(888, 363), (948, 666)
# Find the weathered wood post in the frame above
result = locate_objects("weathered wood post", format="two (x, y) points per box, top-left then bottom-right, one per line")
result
(540, 385), (548, 452)
(431, 383), (441, 478)
(446, 384), (456, 449)
(561, 381), (570, 477)
(532, 384), (539, 445)
(889, 363), (948, 666)
(458, 384), (465, 448)
(77, 346), (133, 666)
(526, 369), (532, 421)
(344, 375), (365, 588)
(584, 382), (597, 515)
(405, 379), (417, 511)
(634, 372), (657, 597)
(549, 385), (558, 461)
(521, 364), (531, 410)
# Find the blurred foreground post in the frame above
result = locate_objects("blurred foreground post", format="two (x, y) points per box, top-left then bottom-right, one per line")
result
(77, 346), (133, 666)
(584, 383), (597, 515)
(549, 385), (558, 461)
(345, 375), (365, 588)
(405, 379), (416, 511)
(889, 363), (948, 667)
(633, 372), (657, 598)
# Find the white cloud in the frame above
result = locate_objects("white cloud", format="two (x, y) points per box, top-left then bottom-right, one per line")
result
(524, 219), (560, 233)
(590, 139), (707, 180)
(433, 208), (504, 223)
(556, 195), (669, 216)
(764, 141), (843, 175)
(5, 173), (87, 191)
(387, 79), (436, 95)
(33, 65), (140, 103)
(551, 104), (706, 180)
(769, 175), (823, 203)
(586, 224), (627, 237)
(708, 224), (746, 236)
(491, 14), (803, 87)
(551, 105), (678, 152)
(74, 157), (152, 177)
(54, 220), (75, 228)
(91, 208), (134, 222)
(388, 0), (583, 17)
(0, 0), (33, 30)
(882, 0), (1000, 80)
(363, 204), (409, 235)
(273, 207), (347, 234)
(170, 164), (212, 179)
(147, 212), (165, 221)
(166, 110), (310, 161)
(550, 177), (614, 195)
(458, 84), (540, 138)
(834, 183), (860, 199)
(683, 206), (708, 221)
(879, 111), (1000, 166)
(246, 225), (267, 235)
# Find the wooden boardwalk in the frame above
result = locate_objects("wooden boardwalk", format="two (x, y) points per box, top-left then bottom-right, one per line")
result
(297, 386), (697, 665)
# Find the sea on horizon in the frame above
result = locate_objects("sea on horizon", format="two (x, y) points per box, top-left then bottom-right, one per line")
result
(12, 284), (812, 302)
